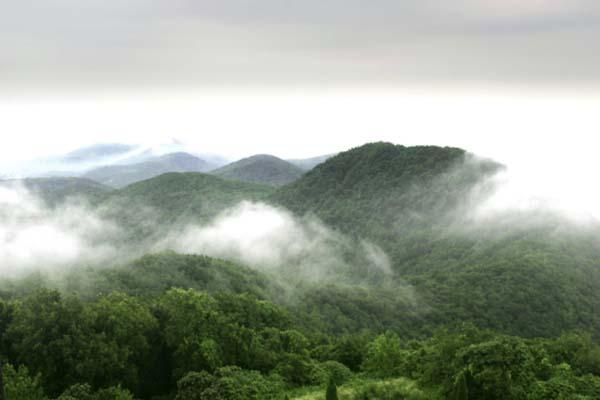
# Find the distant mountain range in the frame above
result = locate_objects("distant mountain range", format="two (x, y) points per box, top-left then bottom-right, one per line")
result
(61, 143), (139, 163)
(287, 153), (335, 171)
(2, 142), (333, 188)
(20, 141), (600, 338)
(83, 152), (218, 188)
(0, 177), (112, 206)
(210, 154), (305, 186)
(5, 141), (600, 400)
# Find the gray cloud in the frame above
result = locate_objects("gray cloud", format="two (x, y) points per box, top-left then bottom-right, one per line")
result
(1, 0), (600, 91)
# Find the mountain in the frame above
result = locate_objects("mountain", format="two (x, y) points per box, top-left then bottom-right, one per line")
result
(211, 154), (304, 186)
(0, 177), (112, 206)
(83, 152), (216, 188)
(62, 143), (139, 163)
(4, 142), (600, 400)
(287, 153), (336, 171)
(70, 251), (277, 299)
(103, 172), (274, 226)
(272, 142), (600, 337)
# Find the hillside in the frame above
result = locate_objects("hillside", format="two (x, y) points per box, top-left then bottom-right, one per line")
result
(287, 154), (336, 171)
(272, 142), (600, 337)
(211, 154), (304, 186)
(0, 177), (113, 206)
(2, 143), (600, 400)
(84, 152), (216, 188)
(102, 172), (275, 228)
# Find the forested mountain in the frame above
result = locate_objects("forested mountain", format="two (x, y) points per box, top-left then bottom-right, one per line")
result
(0, 177), (112, 206)
(83, 152), (216, 188)
(287, 154), (335, 171)
(2, 142), (600, 399)
(103, 172), (274, 227)
(272, 142), (600, 337)
(211, 154), (304, 186)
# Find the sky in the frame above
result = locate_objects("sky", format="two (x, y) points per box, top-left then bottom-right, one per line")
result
(2, 1), (600, 217)
(2, 0), (600, 90)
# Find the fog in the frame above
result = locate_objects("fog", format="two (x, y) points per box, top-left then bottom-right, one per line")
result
(0, 184), (392, 284)
(162, 201), (392, 282)
(0, 185), (118, 276)
(2, 89), (600, 222)
(1, 134), (600, 283)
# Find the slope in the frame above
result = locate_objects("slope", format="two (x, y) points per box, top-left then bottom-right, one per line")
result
(272, 142), (600, 337)
(84, 152), (216, 188)
(102, 172), (274, 227)
(211, 154), (304, 186)
(0, 177), (113, 206)
(287, 153), (336, 171)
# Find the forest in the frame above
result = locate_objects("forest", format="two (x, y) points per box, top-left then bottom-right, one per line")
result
(2, 143), (600, 399)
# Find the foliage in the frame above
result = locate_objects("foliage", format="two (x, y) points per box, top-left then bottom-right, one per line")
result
(3, 364), (47, 400)
(57, 383), (134, 400)
(3, 143), (600, 399)
(325, 377), (338, 400)
(351, 378), (428, 400)
(175, 367), (284, 400)
(362, 331), (407, 378)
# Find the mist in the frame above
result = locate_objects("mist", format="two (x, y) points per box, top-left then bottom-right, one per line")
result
(2, 89), (600, 222)
(161, 201), (392, 282)
(0, 184), (119, 276)
(0, 181), (394, 285)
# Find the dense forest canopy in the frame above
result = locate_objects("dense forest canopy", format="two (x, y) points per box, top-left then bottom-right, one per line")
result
(2, 142), (600, 399)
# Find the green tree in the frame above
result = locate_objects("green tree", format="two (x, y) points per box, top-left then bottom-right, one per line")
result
(175, 367), (283, 400)
(3, 364), (47, 400)
(326, 377), (338, 400)
(452, 372), (469, 400)
(6, 290), (93, 395)
(363, 331), (406, 378)
(454, 337), (536, 400)
(159, 288), (224, 378)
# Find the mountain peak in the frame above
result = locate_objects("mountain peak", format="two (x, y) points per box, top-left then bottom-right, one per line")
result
(211, 154), (304, 186)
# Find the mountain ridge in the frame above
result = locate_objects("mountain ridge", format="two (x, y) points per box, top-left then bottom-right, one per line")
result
(211, 154), (304, 186)
(83, 152), (216, 188)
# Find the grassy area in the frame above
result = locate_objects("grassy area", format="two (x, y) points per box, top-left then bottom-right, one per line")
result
(286, 377), (433, 400)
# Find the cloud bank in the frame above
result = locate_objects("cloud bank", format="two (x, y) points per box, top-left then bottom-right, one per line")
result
(0, 186), (392, 283)
(0, 185), (118, 276)
(162, 201), (392, 281)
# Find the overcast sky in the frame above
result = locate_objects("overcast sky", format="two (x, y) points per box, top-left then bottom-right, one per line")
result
(2, 1), (600, 217)
(2, 0), (600, 90)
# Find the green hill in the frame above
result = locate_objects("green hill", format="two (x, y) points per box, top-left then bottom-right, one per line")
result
(1, 177), (113, 206)
(272, 142), (600, 337)
(102, 172), (274, 228)
(2, 144), (600, 399)
(63, 251), (278, 300)
(287, 154), (336, 171)
(211, 154), (304, 186)
(83, 152), (215, 188)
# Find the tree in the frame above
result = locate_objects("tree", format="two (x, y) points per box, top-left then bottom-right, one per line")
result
(454, 337), (536, 400)
(3, 364), (46, 400)
(326, 377), (338, 400)
(159, 289), (224, 378)
(452, 372), (469, 400)
(57, 383), (134, 400)
(362, 331), (406, 378)
(175, 367), (283, 400)
(6, 290), (92, 395)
